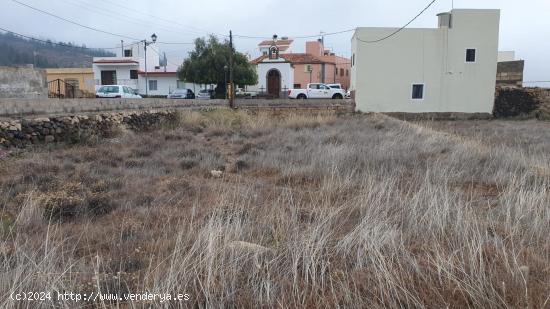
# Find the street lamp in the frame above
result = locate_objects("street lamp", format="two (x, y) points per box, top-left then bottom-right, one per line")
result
(143, 33), (157, 97)
(224, 65), (228, 99)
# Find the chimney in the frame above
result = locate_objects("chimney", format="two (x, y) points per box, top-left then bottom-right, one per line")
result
(306, 40), (324, 57)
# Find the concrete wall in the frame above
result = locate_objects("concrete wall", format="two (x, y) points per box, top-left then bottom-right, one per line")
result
(351, 9), (500, 114)
(0, 98), (227, 118)
(0, 66), (48, 99)
(498, 51), (515, 62)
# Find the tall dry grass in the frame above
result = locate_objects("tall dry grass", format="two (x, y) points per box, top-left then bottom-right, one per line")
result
(0, 110), (548, 308)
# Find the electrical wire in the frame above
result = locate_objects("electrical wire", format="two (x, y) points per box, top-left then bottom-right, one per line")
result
(0, 26), (125, 50)
(356, 0), (438, 43)
(11, 0), (196, 45)
(10, 0), (141, 40)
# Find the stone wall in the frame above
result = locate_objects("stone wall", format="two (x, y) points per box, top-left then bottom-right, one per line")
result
(0, 65), (48, 99)
(0, 98), (352, 118)
(496, 60), (524, 88)
(0, 110), (181, 148)
(494, 87), (550, 119)
(0, 101), (355, 148)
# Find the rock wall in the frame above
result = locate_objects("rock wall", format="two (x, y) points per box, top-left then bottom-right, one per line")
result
(0, 110), (181, 148)
(496, 60), (524, 88)
(494, 87), (550, 119)
(0, 66), (48, 99)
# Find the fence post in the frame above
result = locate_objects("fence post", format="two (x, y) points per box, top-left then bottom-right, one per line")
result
(57, 79), (61, 99)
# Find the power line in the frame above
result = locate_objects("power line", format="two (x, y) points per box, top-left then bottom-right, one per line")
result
(233, 28), (356, 40)
(11, 0), (141, 40)
(11, 0), (196, 45)
(88, 0), (228, 38)
(356, 0), (438, 43)
(0, 26), (125, 50)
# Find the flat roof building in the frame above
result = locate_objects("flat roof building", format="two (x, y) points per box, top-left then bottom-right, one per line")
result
(351, 9), (500, 114)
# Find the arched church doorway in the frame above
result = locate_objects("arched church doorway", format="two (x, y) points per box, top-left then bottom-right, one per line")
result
(267, 69), (281, 98)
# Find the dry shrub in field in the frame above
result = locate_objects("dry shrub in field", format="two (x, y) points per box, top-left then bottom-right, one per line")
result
(0, 112), (549, 308)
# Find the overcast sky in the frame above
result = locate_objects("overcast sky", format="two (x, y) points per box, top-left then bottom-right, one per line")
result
(1, 0), (549, 85)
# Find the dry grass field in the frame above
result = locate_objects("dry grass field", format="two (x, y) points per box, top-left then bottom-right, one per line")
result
(0, 110), (549, 308)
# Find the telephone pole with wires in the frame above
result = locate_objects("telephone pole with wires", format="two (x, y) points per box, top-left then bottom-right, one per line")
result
(229, 30), (235, 109)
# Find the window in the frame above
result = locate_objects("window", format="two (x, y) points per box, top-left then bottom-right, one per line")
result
(412, 84), (424, 100)
(352, 54), (355, 67)
(130, 70), (138, 80)
(149, 80), (158, 91)
(304, 64), (313, 73)
(308, 84), (320, 89)
(466, 49), (476, 63)
(293, 84), (301, 89)
(262, 51), (268, 56)
(100, 70), (116, 85)
(346, 69), (349, 77)
(124, 49), (133, 57)
(123, 86), (131, 94)
(340, 68), (344, 77)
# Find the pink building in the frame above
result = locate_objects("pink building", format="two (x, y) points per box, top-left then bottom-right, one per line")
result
(250, 38), (351, 97)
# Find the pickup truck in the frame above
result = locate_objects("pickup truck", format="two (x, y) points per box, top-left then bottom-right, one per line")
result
(288, 83), (346, 99)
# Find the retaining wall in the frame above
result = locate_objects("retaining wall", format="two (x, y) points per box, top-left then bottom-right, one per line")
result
(0, 66), (48, 99)
(0, 100), (355, 148)
(0, 98), (353, 118)
(494, 87), (550, 119)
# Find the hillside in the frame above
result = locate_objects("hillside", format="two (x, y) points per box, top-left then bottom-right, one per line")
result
(0, 32), (115, 68)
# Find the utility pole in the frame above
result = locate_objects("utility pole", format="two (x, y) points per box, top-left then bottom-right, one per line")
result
(229, 30), (235, 109)
(121, 40), (124, 56)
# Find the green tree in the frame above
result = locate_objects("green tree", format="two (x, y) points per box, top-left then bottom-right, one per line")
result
(178, 36), (257, 98)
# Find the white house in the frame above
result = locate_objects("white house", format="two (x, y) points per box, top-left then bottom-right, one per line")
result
(350, 9), (500, 114)
(93, 42), (201, 96)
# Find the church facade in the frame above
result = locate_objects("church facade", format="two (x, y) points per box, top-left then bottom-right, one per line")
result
(250, 36), (351, 98)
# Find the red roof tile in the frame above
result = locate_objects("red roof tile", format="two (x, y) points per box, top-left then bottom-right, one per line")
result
(250, 53), (332, 65)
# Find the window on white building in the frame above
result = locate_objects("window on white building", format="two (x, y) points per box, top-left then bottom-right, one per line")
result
(130, 70), (138, 80)
(412, 84), (424, 100)
(124, 49), (133, 57)
(466, 49), (476, 63)
(149, 80), (158, 91)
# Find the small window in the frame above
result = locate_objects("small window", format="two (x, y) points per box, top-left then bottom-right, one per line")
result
(130, 70), (138, 80)
(149, 80), (158, 91)
(466, 49), (476, 63)
(124, 49), (132, 57)
(340, 68), (344, 77)
(352, 54), (355, 66)
(346, 69), (349, 77)
(412, 84), (424, 100)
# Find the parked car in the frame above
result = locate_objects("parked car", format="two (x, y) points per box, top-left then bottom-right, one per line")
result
(196, 89), (215, 99)
(96, 85), (142, 98)
(236, 88), (257, 98)
(168, 88), (195, 99)
(288, 83), (345, 99)
(345, 90), (351, 99)
(326, 83), (343, 90)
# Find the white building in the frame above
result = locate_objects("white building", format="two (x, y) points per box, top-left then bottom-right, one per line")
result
(351, 9), (500, 114)
(93, 42), (201, 96)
